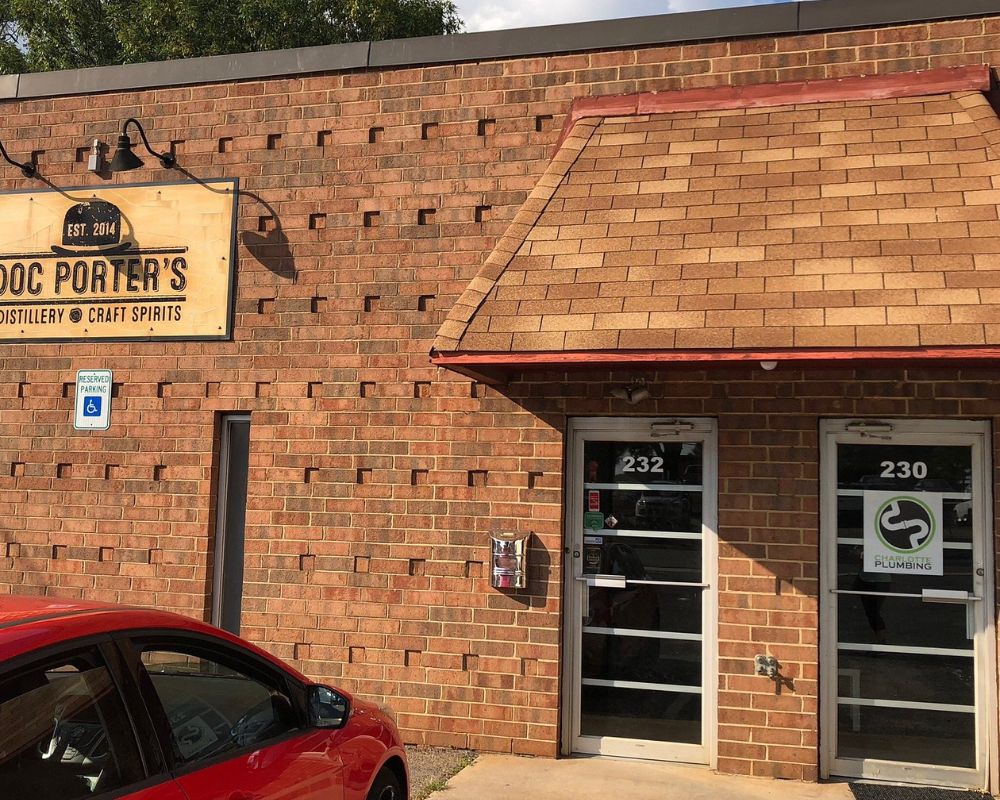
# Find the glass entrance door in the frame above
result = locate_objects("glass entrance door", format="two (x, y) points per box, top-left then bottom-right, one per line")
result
(564, 418), (717, 764)
(820, 420), (997, 789)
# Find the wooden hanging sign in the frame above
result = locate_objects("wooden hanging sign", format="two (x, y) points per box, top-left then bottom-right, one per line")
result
(0, 179), (237, 341)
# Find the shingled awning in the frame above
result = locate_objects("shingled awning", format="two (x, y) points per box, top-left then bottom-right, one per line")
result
(432, 66), (1000, 382)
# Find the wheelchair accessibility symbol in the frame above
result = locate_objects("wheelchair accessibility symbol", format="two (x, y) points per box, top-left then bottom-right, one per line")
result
(82, 395), (102, 417)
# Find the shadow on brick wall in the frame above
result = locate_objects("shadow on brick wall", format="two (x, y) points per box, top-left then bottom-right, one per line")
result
(240, 191), (294, 281)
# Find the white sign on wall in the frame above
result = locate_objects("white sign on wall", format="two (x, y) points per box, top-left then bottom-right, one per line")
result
(863, 490), (943, 576)
(74, 369), (112, 430)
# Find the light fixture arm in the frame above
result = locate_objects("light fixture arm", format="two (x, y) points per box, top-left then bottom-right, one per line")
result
(0, 138), (36, 178)
(122, 118), (176, 169)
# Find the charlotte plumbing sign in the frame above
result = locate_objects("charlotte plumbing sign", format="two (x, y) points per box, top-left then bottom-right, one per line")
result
(0, 180), (237, 341)
(863, 491), (944, 575)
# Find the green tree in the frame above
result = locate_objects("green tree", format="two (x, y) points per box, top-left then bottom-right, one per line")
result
(1, 11), (29, 73)
(1, 0), (462, 73)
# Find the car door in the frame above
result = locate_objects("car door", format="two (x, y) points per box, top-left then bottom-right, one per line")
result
(0, 641), (187, 800)
(119, 634), (344, 800)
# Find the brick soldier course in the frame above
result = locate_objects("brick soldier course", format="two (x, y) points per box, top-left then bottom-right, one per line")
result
(1, 0), (999, 782)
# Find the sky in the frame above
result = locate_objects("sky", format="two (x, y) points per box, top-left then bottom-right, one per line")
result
(456, 0), (793, 33)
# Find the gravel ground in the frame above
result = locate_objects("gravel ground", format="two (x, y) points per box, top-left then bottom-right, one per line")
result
(404, 746), (477, 799)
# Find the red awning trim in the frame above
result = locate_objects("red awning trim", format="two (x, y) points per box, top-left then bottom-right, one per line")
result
(556, 65), (991, 148)
(432, 345), (1000, 382)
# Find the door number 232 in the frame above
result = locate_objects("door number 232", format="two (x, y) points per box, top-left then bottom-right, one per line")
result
(880, 460), (927, 479)
(621, 456), (664, 473)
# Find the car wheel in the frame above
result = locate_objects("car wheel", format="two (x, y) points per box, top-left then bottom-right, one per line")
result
(367, 768), (403, 800)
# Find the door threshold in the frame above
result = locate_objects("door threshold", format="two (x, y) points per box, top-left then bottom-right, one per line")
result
(562, 752), (710, 769)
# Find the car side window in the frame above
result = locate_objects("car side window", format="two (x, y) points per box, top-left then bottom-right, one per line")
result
(0, 646), (145, 800)
(138, 648), (299, 767)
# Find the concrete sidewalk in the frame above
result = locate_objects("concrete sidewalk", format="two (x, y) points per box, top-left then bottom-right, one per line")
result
(432, 755), (855, 800)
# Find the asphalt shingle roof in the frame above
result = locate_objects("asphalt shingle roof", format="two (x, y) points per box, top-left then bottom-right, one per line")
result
(434, 74), (1000, 360)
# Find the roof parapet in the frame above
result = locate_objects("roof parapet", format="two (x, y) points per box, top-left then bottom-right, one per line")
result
(3, 0), (999, 101)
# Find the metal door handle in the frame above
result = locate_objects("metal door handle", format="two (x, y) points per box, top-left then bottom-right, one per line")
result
(918, 589), (983, 639)
(921, 588), (981, 604)
(575, 574), (627, 588)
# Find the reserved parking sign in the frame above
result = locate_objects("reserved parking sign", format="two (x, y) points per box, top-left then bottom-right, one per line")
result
(74, 369), (112, 430)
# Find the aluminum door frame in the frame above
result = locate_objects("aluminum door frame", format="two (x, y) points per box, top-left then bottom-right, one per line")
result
(819, 418), (998, 790)
(561, 416), (718, 766)
(211, 413), (251, 634)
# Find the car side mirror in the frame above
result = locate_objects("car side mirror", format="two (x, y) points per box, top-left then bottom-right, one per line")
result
(308, 685), (349, 729)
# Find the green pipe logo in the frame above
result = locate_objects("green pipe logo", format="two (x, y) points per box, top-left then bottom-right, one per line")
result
(874, 496), (935, 554)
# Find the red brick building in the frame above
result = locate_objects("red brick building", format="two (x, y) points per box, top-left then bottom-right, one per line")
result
(1, 0), (999, 787)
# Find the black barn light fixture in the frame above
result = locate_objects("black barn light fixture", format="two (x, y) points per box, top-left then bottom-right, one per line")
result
(0, 137), (37, 178)
(110, 118), (176, 172)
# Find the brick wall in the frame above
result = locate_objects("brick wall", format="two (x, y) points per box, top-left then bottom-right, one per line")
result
(0, 12), (999, 776)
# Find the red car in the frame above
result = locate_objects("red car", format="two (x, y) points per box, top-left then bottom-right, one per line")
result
(0, 596), (408, 800)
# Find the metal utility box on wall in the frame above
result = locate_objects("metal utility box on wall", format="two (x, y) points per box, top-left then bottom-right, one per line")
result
(490, 530), (530, 589)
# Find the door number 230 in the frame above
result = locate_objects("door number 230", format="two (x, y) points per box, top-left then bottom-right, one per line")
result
(880, 460), (927, 479)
